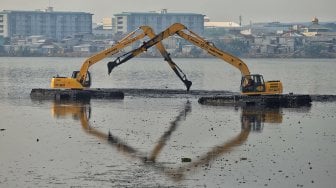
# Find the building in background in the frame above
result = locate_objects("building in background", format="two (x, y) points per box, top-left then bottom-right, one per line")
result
(113, 9), (204, 35)
(204, 17), (242, 36)
(92, 17), (113, 38)
(302, 17), (330, 36)
(102, 17), (113, 30)
(0, 7), (92, 41)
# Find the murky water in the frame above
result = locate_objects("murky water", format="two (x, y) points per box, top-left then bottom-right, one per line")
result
(0, 57), (336, 187)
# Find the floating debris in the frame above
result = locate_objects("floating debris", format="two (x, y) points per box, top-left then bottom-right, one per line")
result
(182, 158), (192, 162)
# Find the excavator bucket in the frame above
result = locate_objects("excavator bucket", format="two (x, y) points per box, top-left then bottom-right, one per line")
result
(184, 80), (192, 91)
(107, 61), (119, 75)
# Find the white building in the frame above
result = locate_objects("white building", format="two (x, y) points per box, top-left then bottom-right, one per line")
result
(204, 21), (241, 28)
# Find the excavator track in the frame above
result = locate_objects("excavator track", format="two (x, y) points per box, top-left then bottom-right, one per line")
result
(30, 88), (233, 100)
(198, 94), (312, 108)
(31, 88), (336, 108)
(30, 88), (124, 101)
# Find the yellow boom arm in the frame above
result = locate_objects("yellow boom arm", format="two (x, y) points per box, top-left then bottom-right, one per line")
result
(108, 23), (283, 95)
(108, 23), (250, 77)
(51, 25), (191, 89)
(107, 25), (192, 90)
(77, 27), (153, 84)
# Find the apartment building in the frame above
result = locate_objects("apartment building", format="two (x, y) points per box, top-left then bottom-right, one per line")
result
(113, 9), (204, 35)
(0, 7), (92, 41)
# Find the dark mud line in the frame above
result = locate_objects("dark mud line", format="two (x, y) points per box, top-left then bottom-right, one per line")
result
(310, 95), (336, 102)
(98, 88), (236, 98)
(31, 87), (336, 103)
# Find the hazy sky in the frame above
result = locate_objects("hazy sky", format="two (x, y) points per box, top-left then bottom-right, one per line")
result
(1, 0), (335, 24)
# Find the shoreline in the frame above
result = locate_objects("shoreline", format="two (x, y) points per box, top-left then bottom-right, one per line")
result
(1, 54), (336, 59)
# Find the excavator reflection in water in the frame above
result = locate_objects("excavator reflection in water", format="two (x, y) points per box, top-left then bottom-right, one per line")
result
(51, 100), (298, 182)
(241, 106), (282, 132)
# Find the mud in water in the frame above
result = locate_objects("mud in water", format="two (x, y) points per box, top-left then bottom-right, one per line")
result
(1, 98), (336, 187)
(1, 57), (336, 187)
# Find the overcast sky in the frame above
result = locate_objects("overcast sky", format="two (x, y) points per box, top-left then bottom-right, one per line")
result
(1, 0), (335, 24)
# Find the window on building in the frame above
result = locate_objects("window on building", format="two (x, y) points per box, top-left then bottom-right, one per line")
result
(157, 17), (162, 24)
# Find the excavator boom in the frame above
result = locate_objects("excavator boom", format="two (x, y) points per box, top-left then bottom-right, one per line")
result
(108, 23), (249, 77)
(51, 25), (191, 90)
(108, 23), (282, 95)
(77, 28), (150, 84)
(107, 24), (192, 90)
(51, 27), (150, 89)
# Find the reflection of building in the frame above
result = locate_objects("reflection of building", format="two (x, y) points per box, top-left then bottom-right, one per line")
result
(113, 9), (204, 35)
(0, 7), (92, 41)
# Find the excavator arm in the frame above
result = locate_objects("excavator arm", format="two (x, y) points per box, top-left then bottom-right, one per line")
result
(108, 23), (282, 95)
(108, 23), (250, 76)
(108, 25), (192, 90)
(51, 25), (191, 90)
(76, 27), (153, 85)
(108, 23), (187, 72)
(176, 29), (251, 77)
(51, 27), (152, 89)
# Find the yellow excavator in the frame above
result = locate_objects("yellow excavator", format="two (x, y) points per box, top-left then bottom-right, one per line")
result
(107, 23), (283, 95)
(51, 26), (192, 90)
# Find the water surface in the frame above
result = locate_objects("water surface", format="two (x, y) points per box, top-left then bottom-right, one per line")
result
(0, 57), (335, 187)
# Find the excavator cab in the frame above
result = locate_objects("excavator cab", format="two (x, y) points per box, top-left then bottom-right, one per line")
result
(71, 71), (91, 88)
(241, 74), (282, 95)
(241, 74), (265, 93)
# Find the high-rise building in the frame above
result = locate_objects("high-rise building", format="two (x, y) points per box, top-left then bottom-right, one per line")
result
(113, 10), (204, 35)
(0, 8), (92, 41)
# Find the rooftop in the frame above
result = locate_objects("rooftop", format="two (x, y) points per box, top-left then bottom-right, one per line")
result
(114, 10), (204, 16)
(0, 8), (92, 15)
(204, 21), (241, 28)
